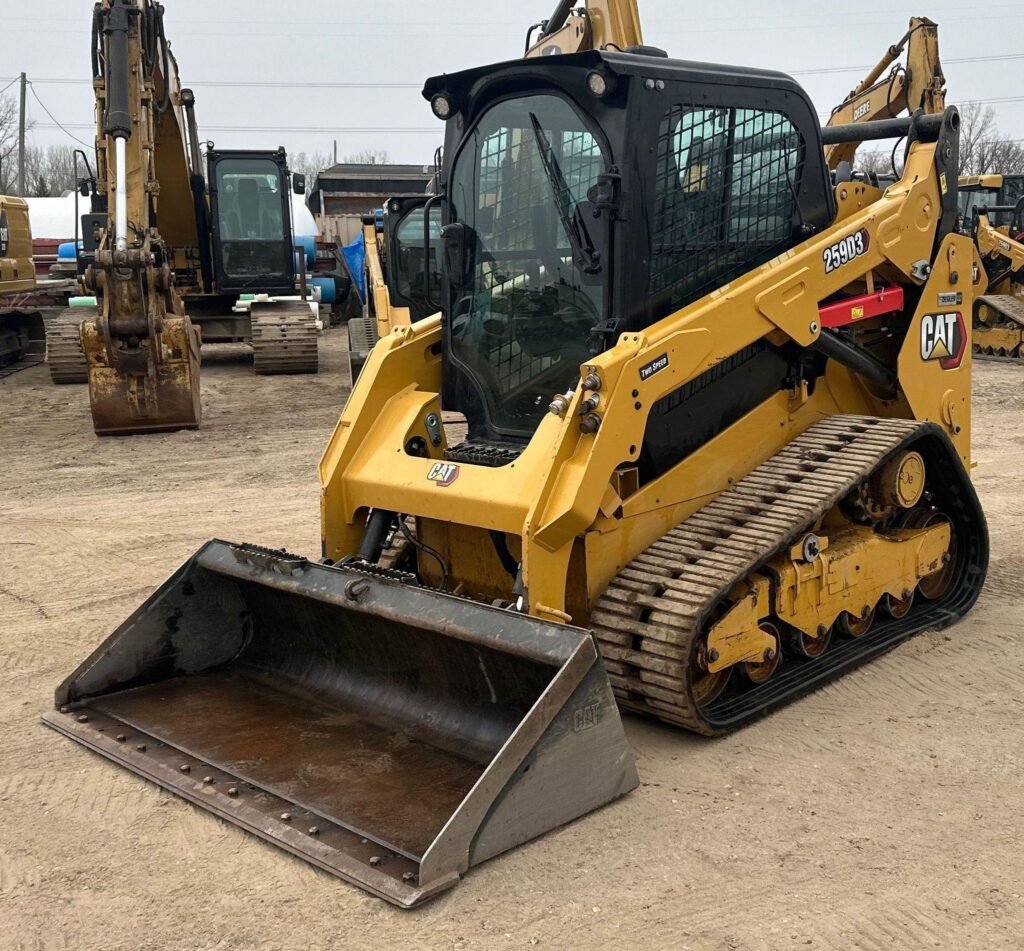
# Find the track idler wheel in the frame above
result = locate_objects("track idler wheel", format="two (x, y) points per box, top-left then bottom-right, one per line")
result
(741, 623), (782, 683)
(786, 623), (832, 659)
(837, 606), (875, 638)
(692, 649), (732, 706)
(882, 589), (915, 619)
(898, 509), (957, 601)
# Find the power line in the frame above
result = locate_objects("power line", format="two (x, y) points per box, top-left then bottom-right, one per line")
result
(32, 122), (439, 135)
(8, 48), (1024, 91)
(26, 82), (94, 150)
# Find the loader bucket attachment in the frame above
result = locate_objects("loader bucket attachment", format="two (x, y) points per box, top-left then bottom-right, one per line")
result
(42, 541), (637, 907)
(82, 315), (202, 436)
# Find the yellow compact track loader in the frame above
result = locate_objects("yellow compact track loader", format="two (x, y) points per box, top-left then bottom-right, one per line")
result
(0, 194), (46, 370)
(46, 47), (988, 906)
(957, 174), (1024, 360)
(347, 202), (440, 382)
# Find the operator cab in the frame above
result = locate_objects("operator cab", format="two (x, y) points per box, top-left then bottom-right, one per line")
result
(207, 147), (298, 295)
(382, 196), (442, 322)
(423, 50), (834, 450)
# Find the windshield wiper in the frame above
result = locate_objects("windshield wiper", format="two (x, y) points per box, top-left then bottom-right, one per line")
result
(528, 113), (601, 275)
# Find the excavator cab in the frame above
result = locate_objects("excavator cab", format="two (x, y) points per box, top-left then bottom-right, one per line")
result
(207, 148), (298, 295)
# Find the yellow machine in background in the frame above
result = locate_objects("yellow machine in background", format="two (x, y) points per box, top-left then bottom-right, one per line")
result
(48, 37), (987, 907)
(958, 174), (1024, 359)
(74, 0), (201, 434)
(524, 0), (643, 56)
(69, 0), (318, 435)
(825, 16), (944, 170)
(0, 195), (45, 371)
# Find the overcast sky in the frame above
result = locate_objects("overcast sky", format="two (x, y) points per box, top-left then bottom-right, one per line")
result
(2, 0), (1022, 165)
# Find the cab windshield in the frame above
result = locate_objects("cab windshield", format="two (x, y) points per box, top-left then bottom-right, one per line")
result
(448, 94), (606, 437)
(215, 158), (289, 283)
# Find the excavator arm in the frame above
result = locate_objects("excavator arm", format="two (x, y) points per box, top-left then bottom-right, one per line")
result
(825, 16), (944, 169)
(78, 0), (202, 434)
(525, 0), (643, 57)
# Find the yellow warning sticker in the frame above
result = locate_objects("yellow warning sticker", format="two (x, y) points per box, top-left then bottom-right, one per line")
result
(940, 172), (948, 194)
(851, 306), (864, 319)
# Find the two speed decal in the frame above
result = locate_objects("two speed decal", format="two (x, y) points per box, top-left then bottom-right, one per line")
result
(823, 228), (870, 274)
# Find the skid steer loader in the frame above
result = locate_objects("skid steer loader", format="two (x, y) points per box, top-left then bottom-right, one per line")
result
(957, 175), (1024, 360)
(347, 200), (441, 382)
(45, 49), (988, 906)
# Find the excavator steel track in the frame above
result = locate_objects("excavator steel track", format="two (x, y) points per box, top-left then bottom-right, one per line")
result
(591, 415), (987, 735)
(46, 308), (90, 384)
(250, 303), (319, 375)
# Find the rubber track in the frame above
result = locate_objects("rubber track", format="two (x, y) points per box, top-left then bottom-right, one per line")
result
(251, 304), (319, 375)
(47, 308), (89, 384)
(977, 294), (1024, 328)
(974, 296), (1024, 362)
(590, 414), (986, 735)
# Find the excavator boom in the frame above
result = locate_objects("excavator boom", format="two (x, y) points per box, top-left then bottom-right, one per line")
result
(526, 0), (643, 57)
(78, 0), (201, 434)
(825, 17), (944, 169)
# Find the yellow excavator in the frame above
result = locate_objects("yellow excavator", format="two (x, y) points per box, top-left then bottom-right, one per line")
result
(825, 16), (944, 171)
(0, 195), (46, 372)
(61, 0), (318, 435)
(46, 10), (987, 908)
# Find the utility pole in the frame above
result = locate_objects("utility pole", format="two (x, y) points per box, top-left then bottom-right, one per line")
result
(17, 73), (27, 197)
(333, 139), (338, 165)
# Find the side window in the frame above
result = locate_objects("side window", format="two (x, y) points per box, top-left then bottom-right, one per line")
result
(393, 206), (442, 318)
(651, 103), (805, 315)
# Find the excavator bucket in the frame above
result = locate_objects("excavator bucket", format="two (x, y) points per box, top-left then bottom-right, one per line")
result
(42, 541), (638, 907)
(82, 314), (202, 436)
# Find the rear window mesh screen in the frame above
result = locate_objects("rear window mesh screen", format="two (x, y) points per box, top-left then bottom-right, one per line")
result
(650, 105), (805, 317)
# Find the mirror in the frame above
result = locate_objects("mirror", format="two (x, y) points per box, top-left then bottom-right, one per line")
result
(292, 172), (307, 196)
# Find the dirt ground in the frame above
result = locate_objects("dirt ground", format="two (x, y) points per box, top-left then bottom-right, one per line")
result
(2, 333), (1022, 951)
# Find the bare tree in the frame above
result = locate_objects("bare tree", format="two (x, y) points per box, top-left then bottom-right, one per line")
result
(854, 102), (1024, 178)
(41, 144), (78, 194)
(288, 149), (332, 185)
(855, 147), (900, 179)
(949, 102), (1024, 175)
(0, 95), (24, 194)
(343, 149), (391, 166)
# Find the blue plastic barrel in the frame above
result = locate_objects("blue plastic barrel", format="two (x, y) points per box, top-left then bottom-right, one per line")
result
(294, 235), (316, 269)
(309, 276), (336, 305)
